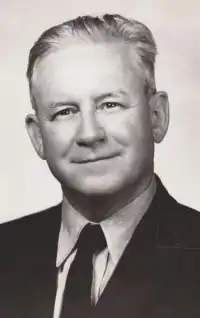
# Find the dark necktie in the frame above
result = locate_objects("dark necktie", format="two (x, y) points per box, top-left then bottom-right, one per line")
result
(60, 223), (107, 318)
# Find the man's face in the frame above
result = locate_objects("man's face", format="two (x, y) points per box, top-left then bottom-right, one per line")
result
(30, 41), (155, 196)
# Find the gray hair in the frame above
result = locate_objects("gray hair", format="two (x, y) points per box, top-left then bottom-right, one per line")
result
(27, 14), (157, 109)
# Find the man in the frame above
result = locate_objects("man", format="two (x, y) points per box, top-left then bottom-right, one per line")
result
(1, 14), (200, 318)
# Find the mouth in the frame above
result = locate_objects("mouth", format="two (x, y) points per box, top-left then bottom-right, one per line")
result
(72, 153), (120, 164)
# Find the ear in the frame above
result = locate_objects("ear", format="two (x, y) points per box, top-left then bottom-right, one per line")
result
(149, 91), (169, 143)
(25, 114), (46, 159)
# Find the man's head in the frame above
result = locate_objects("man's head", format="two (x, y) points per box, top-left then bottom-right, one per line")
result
(26, 14), (169, 201)
(27, 14), (158, 108)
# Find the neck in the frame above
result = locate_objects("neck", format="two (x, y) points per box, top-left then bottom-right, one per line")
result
(62, 173), (154, 222)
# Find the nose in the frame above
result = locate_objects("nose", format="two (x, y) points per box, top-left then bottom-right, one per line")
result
(76, 111), (106, 147)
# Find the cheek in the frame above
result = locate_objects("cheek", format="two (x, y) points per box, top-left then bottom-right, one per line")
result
(104, 109), (152, 147)
(41, 121), (78, 156)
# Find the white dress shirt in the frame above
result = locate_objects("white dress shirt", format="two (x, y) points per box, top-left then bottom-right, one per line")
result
(53, 177), (156, 318)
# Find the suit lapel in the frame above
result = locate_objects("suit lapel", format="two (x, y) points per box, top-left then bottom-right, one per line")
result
(94, 177), (177, 317)
(94, 186), (160, 317)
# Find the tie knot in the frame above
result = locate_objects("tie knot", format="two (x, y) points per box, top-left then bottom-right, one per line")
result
(76, 224), (107, 253)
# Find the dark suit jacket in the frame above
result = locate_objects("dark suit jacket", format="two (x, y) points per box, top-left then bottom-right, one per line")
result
(1, 177), (200, 318)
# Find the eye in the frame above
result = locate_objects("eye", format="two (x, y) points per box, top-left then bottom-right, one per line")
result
(52, 107), (79, 120)
(98, 102), (122, 112)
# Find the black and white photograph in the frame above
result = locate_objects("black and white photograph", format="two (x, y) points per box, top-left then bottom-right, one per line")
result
(1, 1), (200, 317)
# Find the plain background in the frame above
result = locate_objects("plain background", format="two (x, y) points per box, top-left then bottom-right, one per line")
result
(1, 0), (200, 223)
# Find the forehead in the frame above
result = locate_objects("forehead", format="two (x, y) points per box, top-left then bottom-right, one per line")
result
(32, 41), (144, 105)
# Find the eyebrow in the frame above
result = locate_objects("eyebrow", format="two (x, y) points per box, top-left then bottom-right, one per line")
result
(49, 101), (75, 109)
(94, 90), (128, 102)
(49, 90), (128, 108)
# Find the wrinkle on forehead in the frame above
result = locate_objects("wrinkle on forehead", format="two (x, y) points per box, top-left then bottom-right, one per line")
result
(31, 41), (146, 109)
(32, 40), (144, 84)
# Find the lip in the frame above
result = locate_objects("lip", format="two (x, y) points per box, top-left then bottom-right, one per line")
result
(72, 153), (120, 164)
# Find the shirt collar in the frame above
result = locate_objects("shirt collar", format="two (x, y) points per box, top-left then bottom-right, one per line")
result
(56, 176), (156, 267)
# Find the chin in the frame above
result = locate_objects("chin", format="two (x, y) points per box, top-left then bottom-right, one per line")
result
(69, 174), (124, 196)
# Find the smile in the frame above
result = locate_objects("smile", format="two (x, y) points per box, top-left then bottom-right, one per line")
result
(72, 153), (120, 164)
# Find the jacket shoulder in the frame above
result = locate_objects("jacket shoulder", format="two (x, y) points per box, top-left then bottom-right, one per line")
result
(0, 204), (62, 264)
(157, 186), (200, 249)
(0, 203), (61, 232)
(174, 202), (200, 248)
